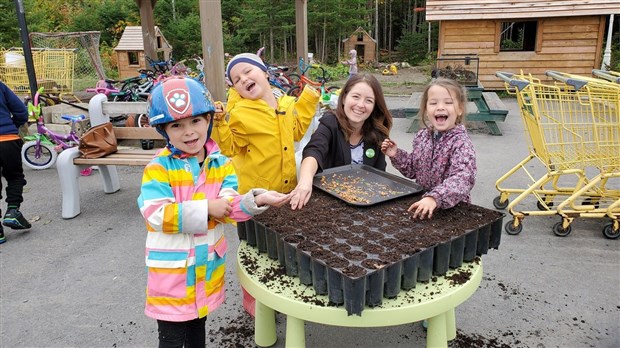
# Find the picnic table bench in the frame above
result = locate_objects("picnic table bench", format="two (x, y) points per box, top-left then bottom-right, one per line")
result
(404, 85), (509, 136)
(57, 94), (162, 219)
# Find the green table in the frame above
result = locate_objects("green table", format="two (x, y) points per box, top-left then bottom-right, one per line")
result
(236, 241), (483, 348)
(404, 87), (508, 135)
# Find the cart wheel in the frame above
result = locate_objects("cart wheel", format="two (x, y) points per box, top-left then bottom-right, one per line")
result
(493, 196), (509, 210)
(581, 198), (600, 209)
(552, 221), (572, 237)
(602, 223), (620, 239)
(505, 220), (522, 235)
(536, 200), (553, 211)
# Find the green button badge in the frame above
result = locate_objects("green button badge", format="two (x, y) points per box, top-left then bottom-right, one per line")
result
(365, 148), (375, 158)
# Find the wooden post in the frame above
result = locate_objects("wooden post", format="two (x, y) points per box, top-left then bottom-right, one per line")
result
(136, 0), (158, 61)
(295, 0), (308, 73)
(198, 0), (226, 101)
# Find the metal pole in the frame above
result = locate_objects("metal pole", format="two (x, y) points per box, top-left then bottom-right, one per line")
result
(375, 0), (379, 62)
(601, 14), (614, 70)
(13, 0), (37, 99)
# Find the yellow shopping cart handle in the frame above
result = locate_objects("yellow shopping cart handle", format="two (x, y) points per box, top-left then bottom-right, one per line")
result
(495, 71), (530, 91)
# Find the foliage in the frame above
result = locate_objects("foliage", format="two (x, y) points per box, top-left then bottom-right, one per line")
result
(396, 22), (438, 66)
(0, 0), (20, 47)
(500, 29), (524, 50)
(307, 63), (348, 83)
(2, 0), (618, 78)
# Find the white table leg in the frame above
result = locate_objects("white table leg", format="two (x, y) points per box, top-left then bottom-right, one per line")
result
(426, 312), (448, 348)
(255, 300), (277, 347)
(446, 308), (456, 340)
(285, 315), (305, 348)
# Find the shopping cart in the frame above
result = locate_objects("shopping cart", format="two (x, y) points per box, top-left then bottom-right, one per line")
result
(591, 69), (620, 84)
(545, 71), (620, 238)
(495, 71), (619, 237)
(0, 48), (75, 94)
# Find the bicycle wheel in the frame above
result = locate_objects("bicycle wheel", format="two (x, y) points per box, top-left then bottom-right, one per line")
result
(137, 113), (150, 128)
(326, 86), (340, 93)
(287, 86), (302, 97)
(21, 141), (57, 170)
(287, 73), (300, 84)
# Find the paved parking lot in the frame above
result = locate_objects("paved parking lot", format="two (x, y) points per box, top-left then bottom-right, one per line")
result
(1, 96), (618, 347)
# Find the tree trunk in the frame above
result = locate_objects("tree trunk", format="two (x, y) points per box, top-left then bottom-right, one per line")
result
(284, 30), (288, 63)
(269, 26), (274, 63)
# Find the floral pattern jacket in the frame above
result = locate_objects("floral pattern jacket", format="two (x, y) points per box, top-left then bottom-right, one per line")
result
(390, 124), (476, 209)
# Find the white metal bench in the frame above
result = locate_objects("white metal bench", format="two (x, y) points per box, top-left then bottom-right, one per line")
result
(56, 94), (162, 219)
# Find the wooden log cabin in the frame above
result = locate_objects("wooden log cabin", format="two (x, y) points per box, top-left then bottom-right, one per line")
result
(425, 0), (619, 90)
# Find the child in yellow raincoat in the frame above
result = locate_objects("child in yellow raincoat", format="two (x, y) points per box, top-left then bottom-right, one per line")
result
(212, 52), (320, 315)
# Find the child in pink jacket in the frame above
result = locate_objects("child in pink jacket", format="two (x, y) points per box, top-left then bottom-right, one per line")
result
(138, 77), (289, 346)
(381, 78), (476, 220)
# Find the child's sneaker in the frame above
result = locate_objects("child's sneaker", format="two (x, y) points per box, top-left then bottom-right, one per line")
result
(2, 208), (31, 230)
(0, 225), (5, 244)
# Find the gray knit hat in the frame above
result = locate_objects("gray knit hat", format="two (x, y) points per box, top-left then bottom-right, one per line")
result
(226, 53), (268, 81)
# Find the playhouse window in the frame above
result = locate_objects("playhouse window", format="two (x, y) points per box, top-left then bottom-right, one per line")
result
(128, 51), (140, 65)
(499, 21), (537, 51)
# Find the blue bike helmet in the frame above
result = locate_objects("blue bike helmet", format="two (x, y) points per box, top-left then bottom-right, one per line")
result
(148, 76), (215, 127)
(147, 77), (217, 155)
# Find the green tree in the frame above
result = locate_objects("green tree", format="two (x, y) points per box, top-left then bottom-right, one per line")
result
(0, 0), (20, 47)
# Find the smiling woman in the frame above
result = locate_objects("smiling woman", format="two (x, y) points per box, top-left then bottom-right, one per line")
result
(289, 73), (393, 210)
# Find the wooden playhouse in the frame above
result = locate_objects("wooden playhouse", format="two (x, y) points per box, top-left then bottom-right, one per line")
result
(342, 27), (377, 63)
(114, 26), (172, 79)
(425, 0), (618, 90)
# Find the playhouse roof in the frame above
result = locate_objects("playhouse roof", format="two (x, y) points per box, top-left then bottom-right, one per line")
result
(342, 27), (377, 43)
(114, 26), (171, 51)
(426, 0), (619, 21)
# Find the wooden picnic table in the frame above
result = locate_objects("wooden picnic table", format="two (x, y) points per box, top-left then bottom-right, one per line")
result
(404, 84), (509, 136)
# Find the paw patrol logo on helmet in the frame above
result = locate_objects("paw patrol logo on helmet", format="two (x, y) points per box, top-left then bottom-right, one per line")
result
(166, 88), (190, 115)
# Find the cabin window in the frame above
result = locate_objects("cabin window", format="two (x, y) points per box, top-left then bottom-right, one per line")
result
(499, 21), (537, 51)
(357, 33), (363, 41)
(157, 36), (163, 49)
(127, 51), (140, 65)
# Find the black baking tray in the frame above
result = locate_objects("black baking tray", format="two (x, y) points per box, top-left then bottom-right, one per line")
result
(312, 164), (423, 206)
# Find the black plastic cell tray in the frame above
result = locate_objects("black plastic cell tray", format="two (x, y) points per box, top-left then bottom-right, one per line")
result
(243, 191), (504, 316)
(313, 164), (423, 206)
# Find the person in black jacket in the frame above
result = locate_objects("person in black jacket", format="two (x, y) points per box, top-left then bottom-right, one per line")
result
(0, 81), (31, 244)
(290, 73), (392, 210)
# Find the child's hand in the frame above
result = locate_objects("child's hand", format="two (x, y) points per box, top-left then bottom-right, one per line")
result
(209, 198), (232, 218)
(213, 101), (225, 122)
(255, 191), (291, 207)
(408, 196), (437, 220)
(381, 138), (397, 157)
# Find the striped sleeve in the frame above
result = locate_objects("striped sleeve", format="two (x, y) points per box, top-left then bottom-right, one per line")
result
(138, 160), (209, 234)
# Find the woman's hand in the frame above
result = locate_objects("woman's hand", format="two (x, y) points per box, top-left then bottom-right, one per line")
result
(381, 138), (397, 158)
(408, 196), (437, 220)
(209, 198), (232, 218)
(255, 191), (291, 207)
(289, 180), (313, 210)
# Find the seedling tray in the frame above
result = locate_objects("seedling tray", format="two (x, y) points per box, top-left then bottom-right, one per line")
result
(244, 191), (503, 316)
(313, 164), (423, 206)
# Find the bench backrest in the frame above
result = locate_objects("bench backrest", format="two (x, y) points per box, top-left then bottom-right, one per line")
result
(113, 126), (163, 140)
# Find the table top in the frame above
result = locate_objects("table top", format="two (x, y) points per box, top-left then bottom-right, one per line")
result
(237, 241), (483, 327)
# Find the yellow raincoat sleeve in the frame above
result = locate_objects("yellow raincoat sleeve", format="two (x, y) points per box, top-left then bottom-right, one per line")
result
(212, 88), (249, 158)
(291, 85), (321, 141)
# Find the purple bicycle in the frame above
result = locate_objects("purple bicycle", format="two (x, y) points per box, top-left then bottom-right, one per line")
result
(21, 87), (91, 174)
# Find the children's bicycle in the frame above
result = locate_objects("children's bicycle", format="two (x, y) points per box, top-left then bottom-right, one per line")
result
(287, 58), (339, 103)
(21, 87), (92, 175)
